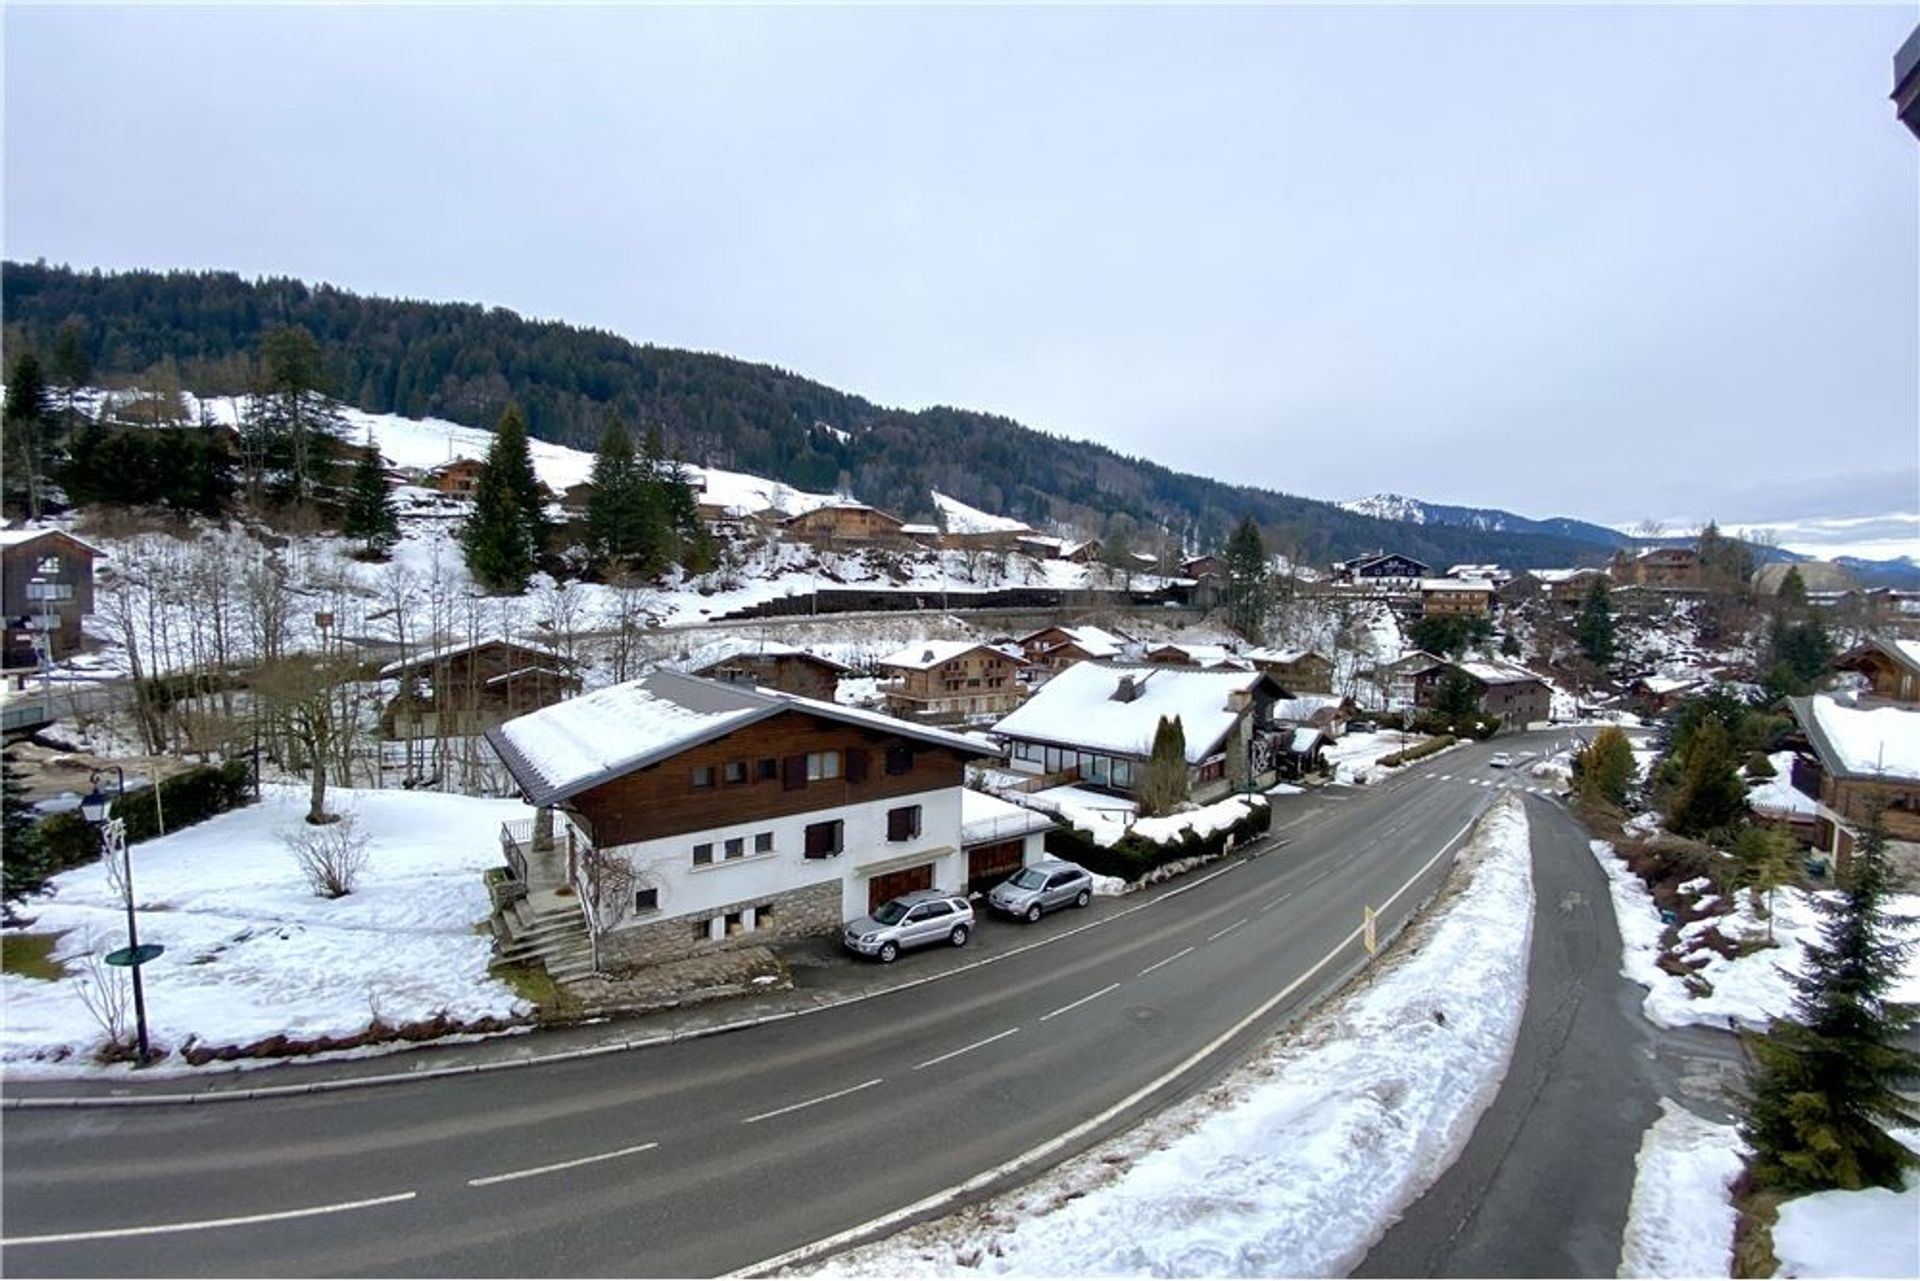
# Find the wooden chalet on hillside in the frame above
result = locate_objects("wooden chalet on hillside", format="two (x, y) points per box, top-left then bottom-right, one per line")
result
(379, 638), (580, 740)
(876, 640), (1028, 720)
(690, 643), (849, 702)
(781, 501), (908, 548)
(1, 529), (100, 668)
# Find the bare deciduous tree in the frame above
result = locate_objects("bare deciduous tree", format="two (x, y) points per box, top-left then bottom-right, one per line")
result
(285, 811), (369, 897)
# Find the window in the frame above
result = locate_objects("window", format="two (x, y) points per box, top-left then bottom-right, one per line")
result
(692, 842), (714, 866)
(692, 918), (711, 942)
(754, 831), (774, 854)
(692, 765), (716, 789)
(757, 758), (779, 781)
(724, 837), (745, 860)
(35, 556), (59, 575)
(635, 887), (659, 912)
(806, 750), (841, 781)
(804, 819), (844, 859)
(724, 760), (748, 785)
(885, 745), (913, 775)
(886, 805), (921, 842)
(757, 903), (774, 928)
(725, 910), (744, 937)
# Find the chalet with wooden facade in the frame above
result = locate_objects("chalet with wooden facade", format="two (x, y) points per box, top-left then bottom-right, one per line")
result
(877, 640), (1028, 720)
(1018, 623), (1136, 677)
(1243, 647), (1335, 693)
(426, 457), (487, 498)
(379, 638), (580, 740)
(1418, 578), (1495, 617)
(1371, 650), (1448, 711)
(1786, 693), (1920, 854)
(780, 501), (908, 548)
(1, 529), (101, 668)
(1527, 567), (1611, 609)
(1609, 547), (1704, 590)
(1333, 552), (1431, 590)
(1832, 637), (1920, 704)
(485, 672), (1002, 973)
(690, 642), (849, 702)
(991, 661), (1288, 801)
(1415, 659), (1553, 729)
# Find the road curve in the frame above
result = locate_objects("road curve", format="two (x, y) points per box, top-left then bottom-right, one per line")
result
(2, 738), (1571, 1277)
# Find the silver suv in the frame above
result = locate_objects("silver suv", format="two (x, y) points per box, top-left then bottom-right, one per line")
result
(843, 890), (974, 963)
(988, 859), (1094, 922)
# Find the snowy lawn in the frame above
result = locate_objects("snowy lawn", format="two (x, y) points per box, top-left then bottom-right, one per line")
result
(1320, 729), (1418, 784)
(1772, 1130), (1920, 1279)
(2, 785), (533, 1076)
(1587, 840), (1920, 1031)
(802, 794), (1534, 1278)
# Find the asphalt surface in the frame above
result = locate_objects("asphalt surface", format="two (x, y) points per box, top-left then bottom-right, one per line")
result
(1354, 789), (1666, 1279)
(2, 736), (1601, 1277)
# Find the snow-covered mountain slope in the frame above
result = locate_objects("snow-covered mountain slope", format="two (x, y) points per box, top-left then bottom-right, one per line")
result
(1341, 492), (1638, 551)
(931, 491), (1031, 535)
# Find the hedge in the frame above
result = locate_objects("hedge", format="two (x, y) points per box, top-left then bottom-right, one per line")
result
(1045, 798), (1272, 883)
(1379, 735), (1456, 768)
(30, 759), (253, 884)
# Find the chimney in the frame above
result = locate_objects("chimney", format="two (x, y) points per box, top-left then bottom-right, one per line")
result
(1113, 675), (1138, 703)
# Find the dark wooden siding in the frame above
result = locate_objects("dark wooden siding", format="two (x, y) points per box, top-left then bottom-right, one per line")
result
(569, 709), (967, 848)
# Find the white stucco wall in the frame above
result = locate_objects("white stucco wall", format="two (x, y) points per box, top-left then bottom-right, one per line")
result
(592, 786), (968, 928)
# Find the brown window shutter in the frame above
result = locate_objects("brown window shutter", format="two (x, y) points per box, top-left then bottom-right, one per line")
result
(783, 754), (807, 790)
(847, 748), (870, 783)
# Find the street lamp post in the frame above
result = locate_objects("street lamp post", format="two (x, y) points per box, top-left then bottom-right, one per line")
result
(81, 766), (162, 1067)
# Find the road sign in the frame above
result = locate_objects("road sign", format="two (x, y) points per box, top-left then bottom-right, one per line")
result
(105, 943), (164, 968)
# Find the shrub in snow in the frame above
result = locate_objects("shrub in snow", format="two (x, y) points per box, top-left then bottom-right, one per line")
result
(286, 812), (369, 899)
(72, 938), (135, 1061)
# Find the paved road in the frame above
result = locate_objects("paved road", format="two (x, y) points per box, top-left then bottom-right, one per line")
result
(1, 738), (1571, 1277)
(1354, 788), (1664, 1279)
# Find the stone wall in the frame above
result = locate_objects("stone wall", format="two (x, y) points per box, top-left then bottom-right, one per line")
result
(595, 877), (843, 974)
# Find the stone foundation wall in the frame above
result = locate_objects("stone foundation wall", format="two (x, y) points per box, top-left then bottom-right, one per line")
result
(595, 877), (843, 974)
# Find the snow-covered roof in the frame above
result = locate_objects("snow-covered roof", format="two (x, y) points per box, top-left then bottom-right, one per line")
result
(959, 789), (1058, 845)
(991, 662), (1275, 764)
(900, 523), (942, 536)
(1149, 642), (1240, 666)
(1789, 695), (1920, 783)
(1290, 727), (1325, 753)
(487, 671), (995, 807)
(1836, 637), (1920, 681)
(877, 639), (1024, 671)
(1528, 567), (1607, 585)
(1455, 660), (1548, 687)
(1242, 647), (1329, 666)
(0, 527), (104, 554)
(1024, 624), (1131, 659)
(688, 638), (851, 673)
(378, 636), (565, 679)
(1748, 751), (1817, 819)
(931, 491), (1032, 536)
(1635, 675), (1702, 696)
(1272, 694), (1344, 723)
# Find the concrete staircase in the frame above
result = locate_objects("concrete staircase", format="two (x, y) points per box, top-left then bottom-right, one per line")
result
(490, 892), (595, 984)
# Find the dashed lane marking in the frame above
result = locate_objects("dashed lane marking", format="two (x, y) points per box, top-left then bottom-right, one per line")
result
(912, 1028), (1020, 1072)
(741, 1079), (883, 1125)
(468, 1142), (660, 1188)
(1039, 983), (1121, 1023)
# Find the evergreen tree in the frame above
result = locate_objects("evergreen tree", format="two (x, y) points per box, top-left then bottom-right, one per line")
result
(2, 748), (51, 912)
(1574, 575), (1618, 669)
(1740, 803), (1920, 1193)
(242, 324), (344, 506)
(1666, 716), (1747, 838)
(1762, 614), (1835, 700)
(1224, 516), (1270, 643)
(1573, 725), (1637, 807)
(1730, 823), (1799, 943)
(342, 437), (399, 554)
(1431, 668), (1481, 732)
(1137, 715), (1190, 817)
(1776, 566), (1809, 614)
(460, 403), (542, 593)
(4, 350), (52, 519)
(585, 415), (645, 567)
(49, 316), (92, 437)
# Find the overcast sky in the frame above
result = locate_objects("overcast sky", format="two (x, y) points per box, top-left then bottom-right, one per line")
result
(6, 4), (1916, 546)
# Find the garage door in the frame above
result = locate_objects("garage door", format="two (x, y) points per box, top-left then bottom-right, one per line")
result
(966, 839), (1025, 895)
(868, 863), (935, 913)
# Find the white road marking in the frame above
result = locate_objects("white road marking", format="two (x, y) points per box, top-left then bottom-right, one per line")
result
(1137, 946), (1195, 977)
(731, 809), (1485, 1279)
(913, 1028), (1020, 1071)
(467, 1141), (660, 1187)
(1260, 892), (1294, 912)
(1207, 919), (1248, 942)
(1438, 774), (1453, 781)
(2, 1191), (418, 1247)
(1038, 982), (1121, 1022)
(741, 1078), (883, 1124)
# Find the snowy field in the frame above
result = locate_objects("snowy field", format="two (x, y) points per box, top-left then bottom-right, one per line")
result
(1618, 1100), (1745, 1278)
(2, 785), (533, 1076)
(792, 795), (1536, 1278)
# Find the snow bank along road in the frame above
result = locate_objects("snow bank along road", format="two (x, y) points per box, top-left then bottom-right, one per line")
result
(1, 740), (1550, 1277)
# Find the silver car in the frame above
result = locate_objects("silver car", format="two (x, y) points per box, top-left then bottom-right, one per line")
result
(988, 859), (1094, 923)
(843, 890), (974, 963)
